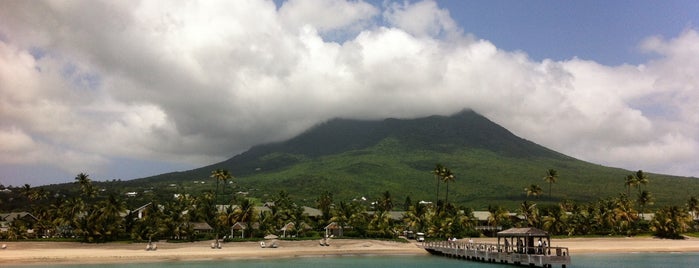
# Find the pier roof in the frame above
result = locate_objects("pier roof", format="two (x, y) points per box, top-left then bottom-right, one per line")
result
(497, 227), (548, 237)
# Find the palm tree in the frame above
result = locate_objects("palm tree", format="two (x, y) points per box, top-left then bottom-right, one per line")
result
(441, 168), (456, 204)
(542, 205), (567, 235)
(634, 170), (649, 194)
(369, 209), (393, 237)
(687, 196), (699, 222)
(403, 201), (429, 233)
(74, 173), (96, 198)
(210, 169), (233, 204)
(624, 174), (637, 196)
(613, 194), (638, 235)
(518, 200), (539, 227)
(432, 164), (445, 202)
(20, 184), (33, 200)
(651, 206), (692, 239)
(525, 184), (543, 199)
(377, 191), (393, 212)
(487, 205), (510, 230)
(233, 198), (257, 238)
(543, 169), (558, 199)
(637, 190), (654, 219)
(316, 191), (334, 222)
(98, 194), (126, 240)
(330, 201), (358, 237)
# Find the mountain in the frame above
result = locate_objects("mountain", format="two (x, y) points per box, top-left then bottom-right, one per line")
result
(133, 109), (698, 209)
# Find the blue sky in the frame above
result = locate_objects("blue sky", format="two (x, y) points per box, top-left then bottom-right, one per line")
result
(1, 0), (698, 187)
(440, 0), (699, 65)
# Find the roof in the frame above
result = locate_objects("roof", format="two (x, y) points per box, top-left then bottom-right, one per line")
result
(1, 212), (38, 222)
(231, 222), (260, 230)
(303, 206), (322, 217)
(497, 227), (549, 237)
(472, 211), (519, 221)
(191, 222), (213, 230)
(366, 211), (405, 220)
(281, 222), (312, 231)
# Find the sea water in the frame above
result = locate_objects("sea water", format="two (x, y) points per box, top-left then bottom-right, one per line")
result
(6, 253), (699, 268)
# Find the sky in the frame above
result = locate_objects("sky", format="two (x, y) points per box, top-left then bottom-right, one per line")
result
(1, 0), (698, 187)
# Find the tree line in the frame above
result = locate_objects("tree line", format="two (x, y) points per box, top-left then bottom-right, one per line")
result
(1, 167), (698, 242)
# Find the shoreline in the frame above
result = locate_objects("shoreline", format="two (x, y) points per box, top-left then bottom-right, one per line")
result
(2, 237), (699, 265)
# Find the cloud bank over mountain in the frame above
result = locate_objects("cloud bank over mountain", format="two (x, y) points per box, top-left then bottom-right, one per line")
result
(1, 0), (697, 185)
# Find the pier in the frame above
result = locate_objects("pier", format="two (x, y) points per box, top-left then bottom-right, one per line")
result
(421, 227), (571, 268)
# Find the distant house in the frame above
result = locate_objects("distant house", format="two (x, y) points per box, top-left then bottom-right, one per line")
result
(472, 211), (522, 234)
(125, 191), (138, 197)
(0, 212), (39, 237)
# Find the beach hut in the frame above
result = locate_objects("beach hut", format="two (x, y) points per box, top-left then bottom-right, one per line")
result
(230, 222), (259, 238)
(324, 222), (344, 237)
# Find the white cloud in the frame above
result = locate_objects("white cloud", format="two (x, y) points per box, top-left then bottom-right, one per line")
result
(279, 0), (379, 34)
(383, 0), (460, 38)
(0, 0), (698, 185)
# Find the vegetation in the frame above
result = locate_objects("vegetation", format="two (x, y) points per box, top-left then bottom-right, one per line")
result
(1, 168), (698, 242)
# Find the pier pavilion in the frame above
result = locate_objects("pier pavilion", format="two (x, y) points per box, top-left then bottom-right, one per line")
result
(422, 227), (570, 268)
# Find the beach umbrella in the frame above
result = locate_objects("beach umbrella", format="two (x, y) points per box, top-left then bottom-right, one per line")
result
(264, 234), (279, 239)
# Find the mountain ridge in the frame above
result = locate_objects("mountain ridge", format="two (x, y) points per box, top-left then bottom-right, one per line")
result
(128, 109), (697, 209)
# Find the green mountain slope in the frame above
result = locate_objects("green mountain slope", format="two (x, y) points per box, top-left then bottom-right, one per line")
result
(135, 109), (698, 209)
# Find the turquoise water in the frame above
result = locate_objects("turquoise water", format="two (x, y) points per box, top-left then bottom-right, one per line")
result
(6, 253), (699, 268)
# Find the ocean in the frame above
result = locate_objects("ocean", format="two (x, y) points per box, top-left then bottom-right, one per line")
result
(6, 253), (699, 268)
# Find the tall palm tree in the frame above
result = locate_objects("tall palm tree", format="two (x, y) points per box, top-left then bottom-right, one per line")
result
(98, 194), (126, 240)
(624, 174), (637, 196)
(210, 169), (233, 204)
(432, 164), (445, 202)
(441, 168), (456, 204)
(634, 170), (649, 194)
(543, 169), (558, 199)
(74, 173), (96, 198)
(316, 191), (334, 222)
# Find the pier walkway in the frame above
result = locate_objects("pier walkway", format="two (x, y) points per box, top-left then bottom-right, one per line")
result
(421, 227), (571, 268)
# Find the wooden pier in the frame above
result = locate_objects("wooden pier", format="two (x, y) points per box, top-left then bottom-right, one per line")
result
(421, 227), (571, 268)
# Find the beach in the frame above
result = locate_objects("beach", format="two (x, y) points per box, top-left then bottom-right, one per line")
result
(2, 237), (699, 265)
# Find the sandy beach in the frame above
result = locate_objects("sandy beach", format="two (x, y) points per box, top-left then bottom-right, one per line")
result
(2, 237), (699, 265)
